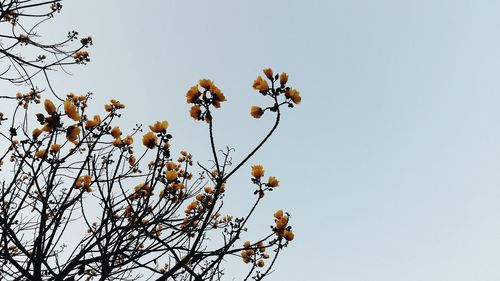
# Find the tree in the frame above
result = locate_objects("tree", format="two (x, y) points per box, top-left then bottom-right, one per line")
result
(0, 0), (92, 97)
(0, 1), (302, 280)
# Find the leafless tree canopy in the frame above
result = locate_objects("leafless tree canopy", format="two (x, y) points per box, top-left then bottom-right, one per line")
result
(0, 0), (92, 98)
(0, 1), (302, 280)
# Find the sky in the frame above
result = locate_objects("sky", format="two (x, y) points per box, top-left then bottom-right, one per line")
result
(4, 0), (500, 280)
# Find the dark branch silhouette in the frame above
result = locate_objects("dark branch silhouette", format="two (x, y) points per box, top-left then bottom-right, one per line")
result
(0, 2), (302, 280)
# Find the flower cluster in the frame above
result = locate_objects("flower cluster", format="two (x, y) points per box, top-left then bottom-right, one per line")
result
(67, 93), (89, 110)
(250, 106), (264, 119)
(0, 66), (299, 280)
(74, 175), (92, 192)
(180, 197), (203, 231)
(142, 132), (157, 149)
(73, 50), (90, 64)
(185, 79), (227, 122)
(158, 151), (193, 202)
(36, 99), (62, 132)
(142, 120), (170, 150)
(84, 115), (101, 128)
(250, 68), (301, 119)
(33, 94), (88, 144)
(210, 213), (233, 229)
(184, 200), (198, 215)
(251, 165), (265, 178)
(64, 93), (88, 122)
(64, 99), (81, 121)
(104, 99), (125, 112)
(111, 128), (133, 148)
(129, 183), (152, 200)
(66, 125), (80, 144)
(250, 165), (280, 197)
(284, 88), (301, 104)
(15, 90), (41, 109)
(149, 120), (168, 133)
(240, 240), (270, 266)
(177, 150), (193, 166)
(50, 143), (61, 154)
(1, 10), (18, 26)
(273, 210), (294, 241)
(134, 183), (151, 193)
(35, 149), (47, 159)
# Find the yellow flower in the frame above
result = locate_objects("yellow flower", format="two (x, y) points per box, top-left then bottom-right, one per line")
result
(149, 120), (169, 133)
(186, 85), (200, 103)
(276, 216), (289, 229)
(142, 132), (158, 149)
(110, 99), (125, 109)
(241, 250), (248, 258)
(64, 100), (80, 121)
(166, 161), (176, 170)
(44, 99), (57, 115)
(250, 106), (263, 119)
(83, 175), (92, 187)
(267, 176), (279, 187)
(35, 149), (47, 158)
(85, 115), (101, 128)
(74, 177), (84, 189)
(263, 68), (273, 80)
(104, 104), (113, 112)
(66, 125), (81, 143)
(251, 165), (264, 178)
(74, 177), (82, 189)
(112, 138), (123, 147)
(283, 230), (294, 241)
(123, 135), (134, 146)
(165, 170), (178, 181)
(274, 210), (283, 219)
(252, 76), (269, 92)
(110, 127), (122, 138)
(50, 143), (61, 154)
(32, 128), (43, 139)
(243, 241), (251, 248)
(199, 79), (213, 90)
(189, 105), (202, 120)
(279, 72), (288, 85)
(187, 201), (198, 210)
(285, 88), (301, 104)
(211, 91), (226, 108)
(73, 50), (90, 63)
(257, 260), (265, 268)
(210, 85), (227, 102)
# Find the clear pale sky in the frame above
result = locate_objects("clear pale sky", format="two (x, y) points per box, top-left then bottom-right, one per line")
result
(11, 1), (500, 280)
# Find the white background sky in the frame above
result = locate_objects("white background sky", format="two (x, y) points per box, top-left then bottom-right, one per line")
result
(3, 1), (500, 280)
